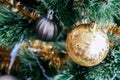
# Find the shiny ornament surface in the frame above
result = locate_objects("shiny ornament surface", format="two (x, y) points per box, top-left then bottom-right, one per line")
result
(36, 10), (58, 41)
(0, 75), (17, 80)
(66, 23), (109, 66)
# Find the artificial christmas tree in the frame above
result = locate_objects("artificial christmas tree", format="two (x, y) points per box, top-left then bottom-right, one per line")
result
(0, 0), (120, 80)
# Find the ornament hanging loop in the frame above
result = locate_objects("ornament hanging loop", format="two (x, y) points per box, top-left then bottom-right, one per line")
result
(47, 9), (54, 20)
(90, 21), (97, 32)
(93, 22), (97, 31)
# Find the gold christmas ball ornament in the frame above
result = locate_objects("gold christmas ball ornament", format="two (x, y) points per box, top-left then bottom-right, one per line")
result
(66, 23), (109, 66)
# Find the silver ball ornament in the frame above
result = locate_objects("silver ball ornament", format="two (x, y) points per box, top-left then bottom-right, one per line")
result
(0, 75), (17, 80)
(36, 10), (58, 41)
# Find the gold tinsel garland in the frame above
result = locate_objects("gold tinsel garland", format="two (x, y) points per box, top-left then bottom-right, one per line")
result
(0, 40), (66, 74)
(0, 47), (19, 74)
(21, 40), (66, 69)
(102, 26), (120, 47)
(0, 0), (40, 22)
(107, 26), (120, 37)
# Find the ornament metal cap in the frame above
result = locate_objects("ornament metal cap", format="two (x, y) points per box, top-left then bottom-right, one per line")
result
(47, 10), (54, 20)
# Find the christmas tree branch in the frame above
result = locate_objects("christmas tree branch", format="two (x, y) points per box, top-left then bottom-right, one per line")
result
(0, 0), (40, 23)
(0, 47), (19, 73)
(20, 40), (66, 69)
(107, 26), (120, 37)
(28, 49), (51, 80)
(84, 46), (120, 79)
(17, 40), (67, 79)
(73, 0), (120, 26)
(0, 5), (37, 48)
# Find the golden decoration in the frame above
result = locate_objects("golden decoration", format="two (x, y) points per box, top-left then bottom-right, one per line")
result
(66, 23), (110, 66)
(0, 39), (65, 74)
(101, 26), (120, 47)
(0, 47), (19, 74)
(21, 40), (66, 69)
(0, 0), (40, 22)
(107, 26), (120, 37)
